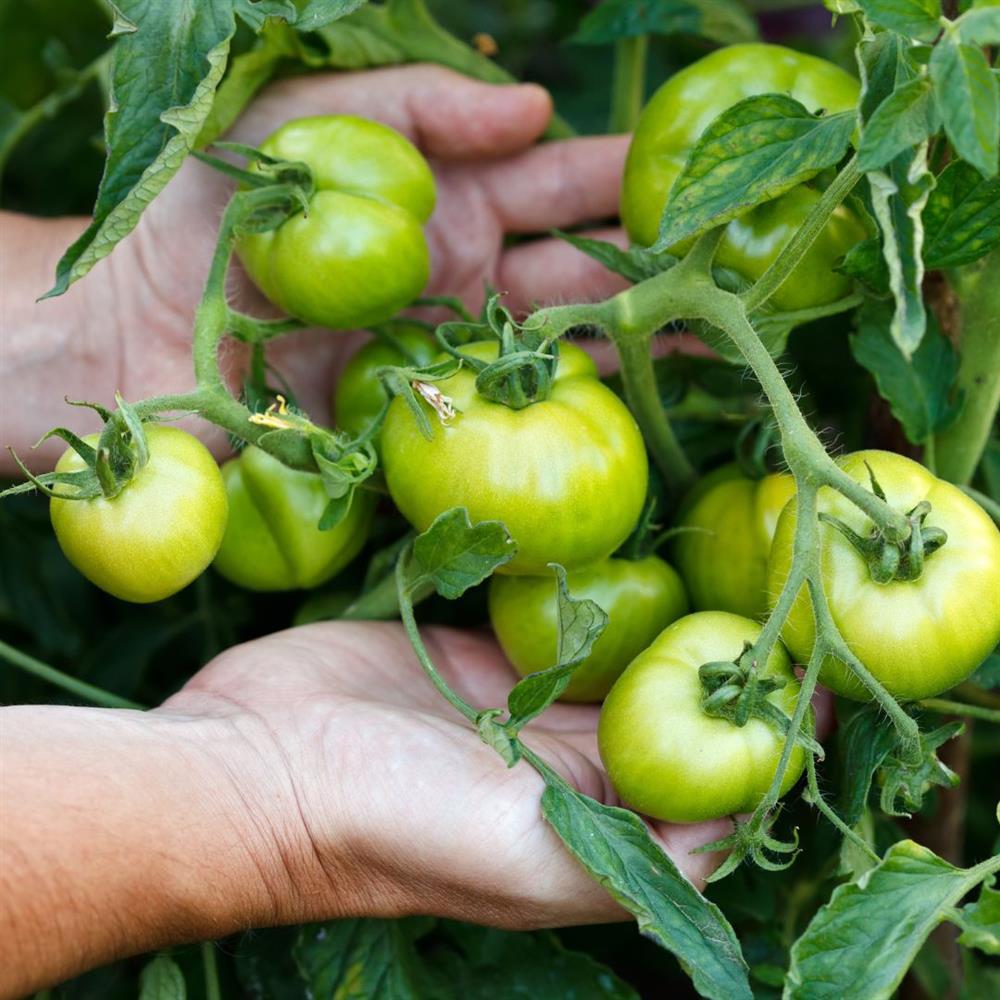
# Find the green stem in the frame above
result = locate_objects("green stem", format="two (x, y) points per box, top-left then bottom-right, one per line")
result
(395, 547), (478, 724)
(0, 639), (144, 710)
(201, 942), (221, 1000)
(226, 311), (304, 343)
(954, 681), (1000, 710)
(0, 51), (110, 188)
(741, 156), (861, 314)
(934, 249), (1000, 485)
(608, 36), (648, 133)
(806, 752), (879, 860)
(615, 334), (696, 491)
(700, 295), (910, 540)
(808, 577), (921, 759)
(918, 698), (1000, 724)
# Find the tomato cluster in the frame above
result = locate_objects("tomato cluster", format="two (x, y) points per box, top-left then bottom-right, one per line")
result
(39, 85), (1000, 830)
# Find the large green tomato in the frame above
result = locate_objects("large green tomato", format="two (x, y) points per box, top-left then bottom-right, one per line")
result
(621, 44), (866, 312)
(381, 340), (649, 574)
(50, 426), (228, 603)
(598, 611), (807, 823)
(237, 115), (435, 330)
(213, 446), (373, 591)
(333, 325), (439, 444)
(768, 450), (1000, 701)
(489, 556), (689, 702)
(674, 465), (795, 618)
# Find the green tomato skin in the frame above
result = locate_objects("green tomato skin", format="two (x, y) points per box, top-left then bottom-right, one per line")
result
(50, 426), (228, 604)
(598, 611), (806, 823)
(213, 446), (373, 591)
(333, 325), (439, 443)
(381, 341), (649, 575)
(621, 43), (865, 312)
(237, 116), (435, 330)
(767, 450), (1000, 701)
(674, 465), (795, 619)
(489, 556), (689, 703)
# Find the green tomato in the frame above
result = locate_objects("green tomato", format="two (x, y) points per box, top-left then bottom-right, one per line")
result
(598, 611), (807, 823)
(621, 43), (866, 312)
(213, 446), (373, 591)
(768, 450), (1000, 701)
(674, 465), (796, 618)
(50, 426), (228, 603)
(333, 325), (439, 444)
(237, 115), (435, 330)
(381, 340), (648, 574)
(489, 556), (689, 702)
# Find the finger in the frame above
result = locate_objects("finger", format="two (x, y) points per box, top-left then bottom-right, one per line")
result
(498, 227), (631, 313)
(230, 64), (553, 160)
(651, 817), (737, 890)
(480, 135), (630, 233)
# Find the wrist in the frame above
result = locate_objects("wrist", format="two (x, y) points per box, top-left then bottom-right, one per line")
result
(0, 703), (316, 996)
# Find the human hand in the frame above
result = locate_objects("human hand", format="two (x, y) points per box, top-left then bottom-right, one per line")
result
(117, 67), (630, 442)
(162, 621), (732, 930)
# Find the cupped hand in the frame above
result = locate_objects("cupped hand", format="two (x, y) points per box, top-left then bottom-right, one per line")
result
(161, 620), (732, 929)
(118, 65), (629, 444)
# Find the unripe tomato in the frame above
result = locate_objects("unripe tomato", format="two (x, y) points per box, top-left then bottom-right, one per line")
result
(213, 446), (373, 591)
(489, 555), (689, 702)
(381, 340), (649, 574)
(621, 44), (866, 312)
(50, 426), (228, 603)
(673, 465), (795, 618)
(333, 325), (439, 444)
(237, 115), (435, 330)
(768, 450), (1000, 701)
(598, 611), (807, 823)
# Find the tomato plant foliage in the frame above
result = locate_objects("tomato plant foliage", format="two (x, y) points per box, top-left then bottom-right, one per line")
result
(3, 1), (1000, 999)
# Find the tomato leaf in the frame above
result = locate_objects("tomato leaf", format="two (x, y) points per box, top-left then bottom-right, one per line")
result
(138, 954), (186, 1000)
(552, 231), (676, 283)
(836, 704), (898, 827)
(867, 146), (933, 358)
(652, 95), (855, 252)
(426, 922), (639, 999)
(569, 0), (757, 47)
(923, 160), (1000, 269)
(855, 0), (943, 43)
(835, 236), (890, 294)
(929, 32), (999, 179)
(786, 842), (1000, 1000)
(409, 508), (516, 600)
(850, 302), (963, 444)
(953, 884), (1000, 955)
(956, 4), (1000, 46)
(878, 721), (963, 817)
(539, 777), (753, 1000)
(294, 918), (438, 998)
(292, 917), (637, 999)
(44, 2), (236, 298)
(505, 565), (608, 731)
(858, 76), (940, 173)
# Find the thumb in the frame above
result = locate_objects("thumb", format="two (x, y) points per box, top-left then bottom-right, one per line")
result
(233, 64), (554, 160)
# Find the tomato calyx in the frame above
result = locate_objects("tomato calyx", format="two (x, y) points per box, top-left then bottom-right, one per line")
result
(437, 297), (559, 409)
(699, 642), (787, 726)
(693, 810), (800, 883)
(820, 498), (948, 584)
(699, 642), (824, 760)
(2, 395), (151, 504)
